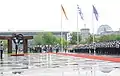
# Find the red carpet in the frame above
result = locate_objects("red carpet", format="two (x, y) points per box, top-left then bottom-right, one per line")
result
(10, 54), (28, 56)
(51, 53), (120, 62)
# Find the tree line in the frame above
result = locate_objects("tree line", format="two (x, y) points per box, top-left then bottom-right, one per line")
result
(34, 32), (120, 45)
(1, 33), (120, 49)
(86, 34), (120, 44)
(34, 32), (68, 47)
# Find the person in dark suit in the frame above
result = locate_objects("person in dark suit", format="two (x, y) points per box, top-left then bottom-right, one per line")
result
(64, 48), (67, 53)
(39, 45), (42, 53)
(49, 45), (52, 53)
(56, 46), (59, 53)
(0, 41), (3, 60)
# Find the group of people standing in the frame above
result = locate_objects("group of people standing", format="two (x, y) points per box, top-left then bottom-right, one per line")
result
(30, 45), (60, 53)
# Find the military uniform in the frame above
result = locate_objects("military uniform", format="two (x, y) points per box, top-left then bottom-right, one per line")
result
(74, 40), (120, 55)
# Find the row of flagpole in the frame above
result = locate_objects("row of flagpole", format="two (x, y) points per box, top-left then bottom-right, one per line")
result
(61, 4), (98, 52)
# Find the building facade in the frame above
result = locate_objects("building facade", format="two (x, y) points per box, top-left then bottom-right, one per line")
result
(80, 28), (90, 42)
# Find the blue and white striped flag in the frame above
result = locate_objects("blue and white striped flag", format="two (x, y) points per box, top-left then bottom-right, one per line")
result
(77, 5), (84, 20)
(93, 5), (98, 21)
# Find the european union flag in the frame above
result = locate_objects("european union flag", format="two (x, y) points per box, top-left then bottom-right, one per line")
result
(93, 5), (98, 21)
(77, 5), (84, 20)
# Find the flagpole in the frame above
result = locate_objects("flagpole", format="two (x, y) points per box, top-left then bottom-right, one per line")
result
(77, 6), (79, 45)
(92, 11), (96, 76)
(77, 4), (84, 45)
(92, 6), (95, 55)
(61, 5), (63, 52)
(92, 10), (94, 43)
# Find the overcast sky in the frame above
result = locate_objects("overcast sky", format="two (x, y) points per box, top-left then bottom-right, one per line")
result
(0, 0), (120, 33)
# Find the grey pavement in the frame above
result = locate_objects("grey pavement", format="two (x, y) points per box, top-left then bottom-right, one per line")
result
(0, 53), (120, 76)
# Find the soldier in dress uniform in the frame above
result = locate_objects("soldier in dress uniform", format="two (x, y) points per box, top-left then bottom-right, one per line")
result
(73, 40), (120, 55)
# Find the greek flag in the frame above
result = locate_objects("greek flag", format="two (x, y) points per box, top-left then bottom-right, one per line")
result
(77, 5), (84, 20)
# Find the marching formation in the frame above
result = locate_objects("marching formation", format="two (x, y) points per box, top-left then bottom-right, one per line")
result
(74, 40), (120, 55)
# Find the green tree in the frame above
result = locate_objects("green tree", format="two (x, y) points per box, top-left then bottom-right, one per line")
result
(69, 32), (81, 44)
(34, 32), (59, 45)
(98, 34), (117, 42)
(34, 32), (69, 49)
(3, 40), (8, 49)
(0, 40), (8, 51)
(34, 33), (44, 45)
(42, 32), (57, 45)
(116, 35), (120, 40)
(85, 34), (93, 44)
(93, 34), (120, 42)
(61, 38), (68, 47)
(85, 34), (100, 44)
(54, 37), (68, 47)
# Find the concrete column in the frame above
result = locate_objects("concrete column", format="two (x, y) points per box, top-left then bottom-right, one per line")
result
(23, 39), (28, 53)
(8, 39), (12, 53)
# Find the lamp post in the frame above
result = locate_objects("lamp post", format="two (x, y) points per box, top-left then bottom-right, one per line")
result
(12, 33), (23, 55)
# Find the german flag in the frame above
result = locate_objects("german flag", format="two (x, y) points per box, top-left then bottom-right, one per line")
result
(61, 5), (68, 20)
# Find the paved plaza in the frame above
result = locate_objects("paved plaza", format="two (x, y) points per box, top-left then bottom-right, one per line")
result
(0, 53), (120, 76)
